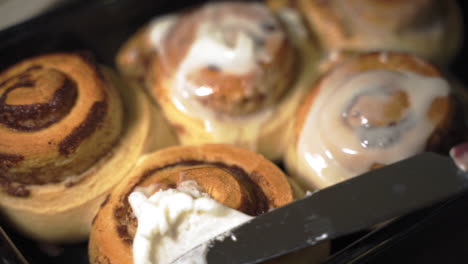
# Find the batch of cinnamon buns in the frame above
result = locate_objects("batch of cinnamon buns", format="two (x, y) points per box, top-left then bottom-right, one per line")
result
(0, 0), (465, 263)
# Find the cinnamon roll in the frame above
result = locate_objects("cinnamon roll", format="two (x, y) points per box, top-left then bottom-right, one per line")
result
(117, 1), (320, 160)
(295, 0), (462, 66)
(89, 144), (329, 264)
(0, 53), (156, 242)
(286, 52), (462, 190)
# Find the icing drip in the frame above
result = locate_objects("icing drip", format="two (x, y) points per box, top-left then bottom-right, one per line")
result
(297, 70), (450, 187)
(148, 3), (291, 150)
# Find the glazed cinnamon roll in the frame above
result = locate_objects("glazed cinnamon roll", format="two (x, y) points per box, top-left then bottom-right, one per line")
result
(89, 144), (329, 264)
(117, 2), (320, 160)
(0, 53), (157, 242)
(295, 0), (462, 66)
(286, 52), (462, 190)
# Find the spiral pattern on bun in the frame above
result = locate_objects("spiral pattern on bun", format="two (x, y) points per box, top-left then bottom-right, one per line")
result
(0, 52), (159, 243)
(0, 53), (122, 187)
(117, 2), (318, 160)
(152, 2), (297, 116)
(89, 144), (301, 264)
(287, 52), (458, 189)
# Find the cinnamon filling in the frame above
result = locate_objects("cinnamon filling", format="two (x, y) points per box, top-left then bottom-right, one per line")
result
(0, 65), (78, 131)
(0, 88), (109, 186)
(0, 153), (24, 168)
(0, 154), (29, 197)
(113, 160), (270, 245)
(0, 178), (30, 197)
(187, 69), (268, 115)
(0, 53), (120, 190)
(59, 101), (108, 156)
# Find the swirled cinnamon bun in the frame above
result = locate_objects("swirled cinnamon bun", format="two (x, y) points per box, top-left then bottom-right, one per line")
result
(89, 144), (329, 264)
(286, 52), (463, 190)
(0, 53), (159, 242)
(117, 2), (320, 160)
(295, 0), (462, 66)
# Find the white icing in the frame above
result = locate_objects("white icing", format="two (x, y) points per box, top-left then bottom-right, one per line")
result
(189, 109), (273, 150)
(149, 15), (178, 48)
(147, 3), (288, 150)
(177, 24), (258, 76)
(129, 180), (253, 264)
(296, 70), (450, 188)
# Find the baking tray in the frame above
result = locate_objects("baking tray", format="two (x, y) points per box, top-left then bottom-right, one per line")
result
(1, 0), (468, 263)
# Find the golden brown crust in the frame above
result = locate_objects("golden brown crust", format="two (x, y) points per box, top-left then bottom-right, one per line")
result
(89, 144), (296, 264)
(297, 0), (462, 65)
(0, 54), (154, 243)
(116, 27), (156, 89)
(0, 53), (122, 186)
(266, 0), (300, 11)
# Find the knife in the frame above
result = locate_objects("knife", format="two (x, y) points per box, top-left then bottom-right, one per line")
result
(174, 152), (468, 264)
(0, 226), (29, 264)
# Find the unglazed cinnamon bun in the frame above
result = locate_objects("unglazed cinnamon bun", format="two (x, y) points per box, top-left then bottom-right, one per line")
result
(0, 52), (159, 242)
(286, 52), (463, 190)
(117, 1), (320, 160)
(89, 144), (329, 264)
(294, 0), (462, 66)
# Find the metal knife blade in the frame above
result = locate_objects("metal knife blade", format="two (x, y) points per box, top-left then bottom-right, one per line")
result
(0, 226), (29, 264)
(175, 152), (468, 264)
